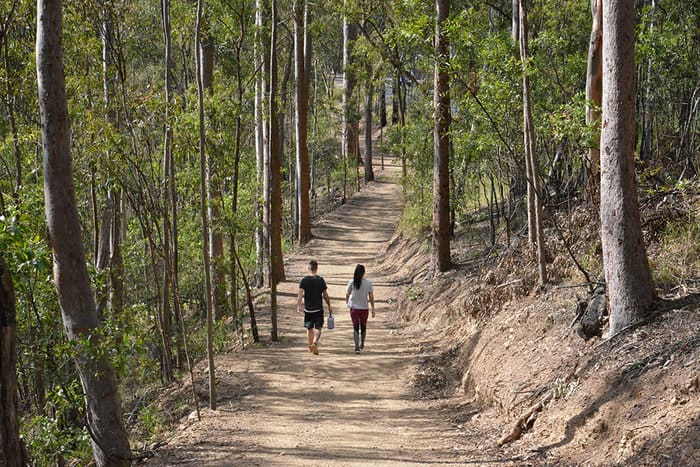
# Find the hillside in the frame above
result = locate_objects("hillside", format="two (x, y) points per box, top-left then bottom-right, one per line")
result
(382, 189), (700, 465)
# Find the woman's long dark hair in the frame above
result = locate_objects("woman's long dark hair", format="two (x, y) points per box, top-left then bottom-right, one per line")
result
(353, 264), (365, 290)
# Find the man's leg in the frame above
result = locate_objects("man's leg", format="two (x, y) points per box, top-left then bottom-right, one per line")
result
(307, 327), (314, 350)
(310, 321), (322, 354)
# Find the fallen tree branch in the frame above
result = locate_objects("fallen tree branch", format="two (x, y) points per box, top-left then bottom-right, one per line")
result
(497, 391), (554, 447)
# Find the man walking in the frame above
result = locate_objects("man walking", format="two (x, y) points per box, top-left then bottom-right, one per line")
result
(297, 260), (333, 354)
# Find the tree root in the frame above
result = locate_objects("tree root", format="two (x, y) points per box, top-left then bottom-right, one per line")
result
(497, 391), (554, 446)
(497, 365), (578, 447)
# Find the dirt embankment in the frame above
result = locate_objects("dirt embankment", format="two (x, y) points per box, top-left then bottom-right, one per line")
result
(383, 199), (700, 466)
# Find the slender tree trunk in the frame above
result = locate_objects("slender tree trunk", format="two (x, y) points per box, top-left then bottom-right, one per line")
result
(254, 0), (265, 288)
(295, 0), (312, 244)
(342, 1), (358, 201)
(364, 71), (374, 183)
(36, 1), (132, 463)
(195, 0), (216, 410)
(261, 0), (273, 287)
(101, 4), (124, 317)
(229, 9), (246, 326)
(159, 0), (174, 381)
(95, 9), (114, 314)
(512, 0), (519, 41)
(585, 0), (603, 203)
(269, 0), (283, 340)
(640, 0), (656, 163)
(519, 0), (547, 286)
(199, 30), (227, 321)
(600, 0), (656, 336)
(1, 256), (26, 466)
(432, 0), (451, 273)
(233, 243), (259, 343)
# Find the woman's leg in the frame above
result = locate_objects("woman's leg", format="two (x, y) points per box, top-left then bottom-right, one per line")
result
(350, 309), (361, 352)
(359, 310), (369, 349)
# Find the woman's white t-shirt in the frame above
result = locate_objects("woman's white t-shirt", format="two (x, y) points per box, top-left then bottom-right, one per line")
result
(346, 278), (373, 309)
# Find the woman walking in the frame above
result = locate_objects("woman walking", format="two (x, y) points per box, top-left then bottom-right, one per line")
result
(345, 264), (375, 353)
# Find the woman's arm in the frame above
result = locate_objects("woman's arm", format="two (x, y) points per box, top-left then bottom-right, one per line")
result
(369, 292), (375, 317)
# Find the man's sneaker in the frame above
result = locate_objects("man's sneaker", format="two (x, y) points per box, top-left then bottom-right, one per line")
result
(311, 343), (319, 355)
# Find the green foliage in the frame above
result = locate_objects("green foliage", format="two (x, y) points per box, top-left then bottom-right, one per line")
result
(406, 284), (423, 302)
(24, 415), (92, 466)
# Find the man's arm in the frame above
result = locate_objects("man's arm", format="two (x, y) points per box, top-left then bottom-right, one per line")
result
(297, 288), (304, 313)
(323, 290), (333, 314)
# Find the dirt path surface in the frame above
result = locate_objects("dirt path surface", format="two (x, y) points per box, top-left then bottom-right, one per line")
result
(145, 160), (465, 466)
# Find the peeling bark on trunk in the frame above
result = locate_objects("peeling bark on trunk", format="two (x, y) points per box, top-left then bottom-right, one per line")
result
(36, 1), (132, 463)
(600, 0), (656, 336)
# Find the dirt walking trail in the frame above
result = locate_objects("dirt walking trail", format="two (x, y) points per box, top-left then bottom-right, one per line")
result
(147, 159), (466, 466)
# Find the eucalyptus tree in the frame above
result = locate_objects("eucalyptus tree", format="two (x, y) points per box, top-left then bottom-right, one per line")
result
(159, 0), (175, 381)
(584, 0), (602, 202)
(432, 0), (451, 273)
(0, 255), (26, 466)
(600, 0), (656, 335)
(195, 0), (216, 410)
(342, 0), (359, 201)
(200, 14), (227, 322)
(36, 0), (131, 463)
(265, 0), (283, 340)
(295, 0), (312, 244)
(519, 0), (546, 286)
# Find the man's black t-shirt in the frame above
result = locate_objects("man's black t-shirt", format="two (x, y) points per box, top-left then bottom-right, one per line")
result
(299, 275), (327, 312)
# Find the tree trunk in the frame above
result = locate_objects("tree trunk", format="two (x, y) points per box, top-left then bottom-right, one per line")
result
(519, 0), (547, 286)
(512, 0), (519, 42)
(160, 0), (174, 381)
(200, 30), (227, 321)
(342, 1), (359, 201)
(640, 0), (656, 163)
(195, 0), (216, 410)
(268, 0), (282, 341)
(600, 0), (656, 336)
(36, 1), (132, 463)
(364, 72), (374, 183)
(585, 0), (603, 203)
(295, 0), (312, 244)
(254, 0), (265, 288)
(1, 256), (26, 466)
(432, 0), (451, 273)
